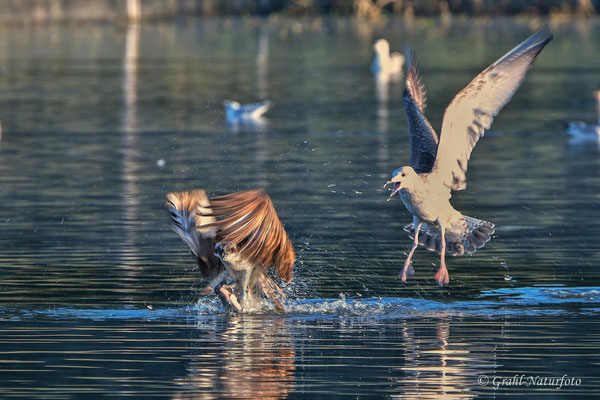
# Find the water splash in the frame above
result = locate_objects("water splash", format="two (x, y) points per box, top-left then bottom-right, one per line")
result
(4, 285), (597, 322)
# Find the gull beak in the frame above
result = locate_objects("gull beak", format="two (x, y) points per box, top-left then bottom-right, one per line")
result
(384, 180), (401, 201)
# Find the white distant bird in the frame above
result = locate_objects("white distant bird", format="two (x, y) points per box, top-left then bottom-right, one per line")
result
(384, 29), (553, 286)
(224, 100), (271, 124)
(371, 39), (405, 82)
(567, 91), (600, 142)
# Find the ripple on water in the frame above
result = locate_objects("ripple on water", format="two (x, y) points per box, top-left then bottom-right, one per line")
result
(3, 285), (597, 322)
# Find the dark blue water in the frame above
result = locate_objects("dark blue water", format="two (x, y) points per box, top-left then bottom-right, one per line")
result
(0, 17), (599, 398)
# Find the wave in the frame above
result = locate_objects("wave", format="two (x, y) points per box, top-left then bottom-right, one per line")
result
(3, 285), (598, 322)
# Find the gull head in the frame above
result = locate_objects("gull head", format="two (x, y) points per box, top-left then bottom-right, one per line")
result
(373, 39), (390, 55)
(223, 100), (241, 110)
(384, 166), (416, 200)
(224, 100), (242, 123)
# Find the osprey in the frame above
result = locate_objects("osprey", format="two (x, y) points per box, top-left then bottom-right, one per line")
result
(166, 189), (295, 312)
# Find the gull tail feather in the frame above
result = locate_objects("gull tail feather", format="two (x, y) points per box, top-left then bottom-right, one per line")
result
(404, 215), (495, 256)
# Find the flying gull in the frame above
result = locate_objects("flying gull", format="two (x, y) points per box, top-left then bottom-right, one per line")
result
(384, 29), (553, 286)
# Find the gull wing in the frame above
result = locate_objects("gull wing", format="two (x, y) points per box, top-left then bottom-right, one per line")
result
(240, 101), (271, 119)
(202, 189), (295, 283)
(403, 48), (439, 173)
(432, 29), (553, 190)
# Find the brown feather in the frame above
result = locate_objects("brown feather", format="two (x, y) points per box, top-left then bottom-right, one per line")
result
(165, 190), (223, 278)
(202, 189), (295, 283)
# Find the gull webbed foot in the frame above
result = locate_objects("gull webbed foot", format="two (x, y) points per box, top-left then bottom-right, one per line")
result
(399, 261), (415, 282)
(434, 265), (449, 286)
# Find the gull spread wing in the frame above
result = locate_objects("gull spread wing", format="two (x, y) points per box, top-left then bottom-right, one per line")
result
(202, 189), (295, 283)
(433, 29), (553, 190)
(403, 48), (439, 173)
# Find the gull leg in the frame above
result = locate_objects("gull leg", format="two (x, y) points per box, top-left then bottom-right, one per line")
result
(434, 223), (450, 286)
(400, 220), (421, 282)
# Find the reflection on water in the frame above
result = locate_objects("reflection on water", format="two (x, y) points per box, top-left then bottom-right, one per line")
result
(0, 287), (599, 397)
(120, 22), (142, 274)
(2, 288), (599, 398)
(0, 17), (599, 398)
(394, 319), (490, 400)
(175, 316), (295, 399)
(256, 27), (269, 100)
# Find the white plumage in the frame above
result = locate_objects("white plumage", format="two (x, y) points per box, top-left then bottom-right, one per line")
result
(385, 29), (553, 286)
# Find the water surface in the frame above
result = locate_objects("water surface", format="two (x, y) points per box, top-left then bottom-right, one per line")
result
(0, 17), (599, 398)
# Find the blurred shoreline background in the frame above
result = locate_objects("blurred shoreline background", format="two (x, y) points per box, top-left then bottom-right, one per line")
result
(0, 0), (598, 25)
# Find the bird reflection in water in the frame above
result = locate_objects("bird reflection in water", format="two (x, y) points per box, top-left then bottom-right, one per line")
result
(174, 316), (295, 399)
(256, 27), (269, 101)
(568, 90), (600, 145)
(393, 319), (497, 399)
(372, 39), (402, 167)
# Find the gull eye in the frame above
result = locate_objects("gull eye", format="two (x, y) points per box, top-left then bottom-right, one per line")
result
(401, 173), (406, 177)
